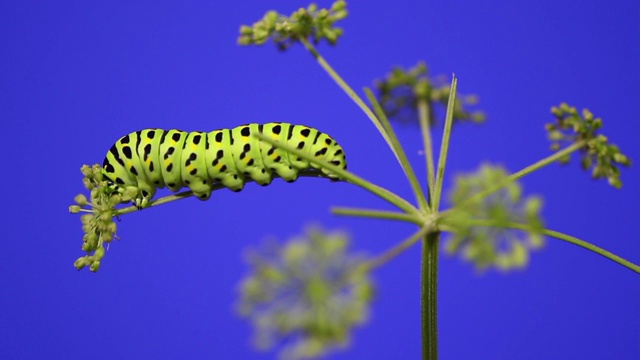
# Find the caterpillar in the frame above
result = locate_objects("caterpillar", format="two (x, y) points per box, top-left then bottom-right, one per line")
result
(102, 122), (347, 207)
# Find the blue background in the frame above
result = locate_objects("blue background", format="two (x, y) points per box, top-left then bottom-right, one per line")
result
(1, 1), (638, 359)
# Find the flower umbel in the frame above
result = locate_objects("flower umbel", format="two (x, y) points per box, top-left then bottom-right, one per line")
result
(237, 1), (348, 50)
(237, 226), (373, 360)
(69, 164), (124, 272)
(545, 103), (631, 188)
(375, 61), (485, 126)
(442, 164), (545, 271)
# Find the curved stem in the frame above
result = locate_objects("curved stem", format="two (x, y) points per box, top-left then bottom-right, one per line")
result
(298, 38), (405, 178)
(254, 132), (422, 217)
(505, 222), (640, 274)
(450, 141), (586, 213)
(448, 218), (640, 274)
(365, 87), (429, 211)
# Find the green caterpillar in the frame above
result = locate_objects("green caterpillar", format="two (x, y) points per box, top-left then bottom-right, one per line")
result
(102, 122), (347, 207)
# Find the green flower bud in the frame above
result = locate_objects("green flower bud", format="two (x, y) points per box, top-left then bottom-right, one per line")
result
(264, 10), (279, 24)
(608, 176), (622, 188)
(82, 178), (94, 190)
(102, 232), (113, 242)
(81, 165), (92, 177)
(239, 25), (253, 35)
(331, 0), (346, 12)
(109, 194), (123, 206)
(94, 247), (106, 260)
(69, 205), (81, 213)
(82, 242), (94, 252)
(332, 9), (348, 21)
(80, 214), (94, 224)
(74, 194), (88, 206)
(237, 36), (252, 45)
(83, 232), (98, 243)
(74, 257), (88, 270)
(613, 153), (629, 165)
(89, 261), (101, 272)
(90, 188), (100, 201)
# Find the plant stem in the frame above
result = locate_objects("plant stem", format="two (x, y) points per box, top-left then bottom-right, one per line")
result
(254, 132), (422, 217)
(298, 38), (405, 175)
(365, 87), (429, 211)
(432, 76), (458, 212)
(418, 99), (436, 208)
(451, 141), (585, 212)
(422, 231), (440, 360)
(331, 207), (424, 225)
(504, 222), (640, 274)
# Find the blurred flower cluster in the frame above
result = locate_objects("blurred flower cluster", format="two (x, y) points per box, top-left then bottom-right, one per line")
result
(546, 103), (631, 188)
(238, 1), (347, 50)
(237, 226), (373, 359)
(443, 164), (544, 271)
(375, 61), (485, 126)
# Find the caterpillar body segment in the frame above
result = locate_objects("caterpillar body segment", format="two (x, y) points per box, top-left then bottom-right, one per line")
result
(101, 123), (347, 208)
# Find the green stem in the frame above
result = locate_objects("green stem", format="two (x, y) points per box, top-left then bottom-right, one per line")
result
(446, 218), (640, 274)
(331, 206), (423, 225)
(432, 76), (458, 211)
(451, 141), (585, 212)
(418, 99), (436, 210)
(365, 87), (429, 211)
(298, 38), (405, 176)
(254, 132), (422, 217)
(422, 231), (440, 360)
(504, 222), (640, 274)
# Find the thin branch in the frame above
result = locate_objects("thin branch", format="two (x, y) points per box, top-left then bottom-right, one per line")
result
(365, 87), (429, 211)
(449, 141), (586, 213)
(506, 222), (640, 274)
(331, 206), (423, 225)
(418, 99), (436, 210)
(254, 132), (422, 217)
(432, 76), (458, 211)
(298, 37), (407, 178)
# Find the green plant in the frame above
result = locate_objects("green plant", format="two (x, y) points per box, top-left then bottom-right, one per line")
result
(70, 2), (636, 359)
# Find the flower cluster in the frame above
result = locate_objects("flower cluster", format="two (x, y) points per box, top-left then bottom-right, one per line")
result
(237, 1), (347, 50)
(237, 226), (373, 359)
(375, 61), (485, 126)
(443, 164), (544, 271)
(69, 164), (126, 272)
(546, 103), (631, 188)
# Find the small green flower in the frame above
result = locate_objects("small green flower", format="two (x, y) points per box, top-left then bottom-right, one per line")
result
(237, 1), (347, 50)
(375, 61), (485, 126)
(237, 226), (373, 360)
(545, 103), (631, 188)
(70, 164), (122, 272)
(443, 164), (545, 271)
